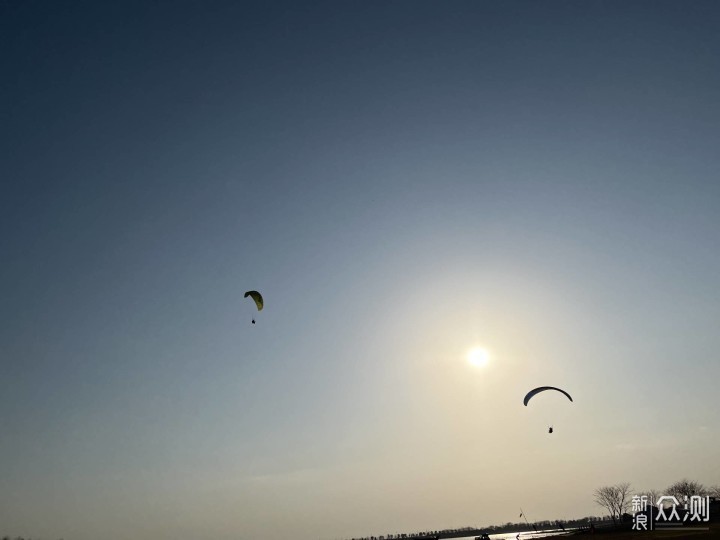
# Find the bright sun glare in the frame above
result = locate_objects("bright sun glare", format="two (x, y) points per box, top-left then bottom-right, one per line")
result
(467, 347), (490, 368)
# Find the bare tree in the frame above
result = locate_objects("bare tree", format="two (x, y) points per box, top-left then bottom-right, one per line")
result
(708, 485), (720, 498)
(594, 483), (632, 524)
(637, 489), (660, 506)
(666, 479), (706, 500)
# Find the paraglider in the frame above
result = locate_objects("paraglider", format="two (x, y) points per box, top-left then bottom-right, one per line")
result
(523, 386), (573, 406)
(523, 386), (572, 434)
(244, 290), (263, 324)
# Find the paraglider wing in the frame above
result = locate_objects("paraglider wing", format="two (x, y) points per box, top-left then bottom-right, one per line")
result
(244, 290), (264, 311)
(523, 386), (573, 406)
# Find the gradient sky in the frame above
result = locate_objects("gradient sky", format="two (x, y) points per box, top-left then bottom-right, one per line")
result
(2, 2), (720, 539)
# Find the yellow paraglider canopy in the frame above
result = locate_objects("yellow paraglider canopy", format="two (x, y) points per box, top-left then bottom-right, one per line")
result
(244, 290), (263, 311)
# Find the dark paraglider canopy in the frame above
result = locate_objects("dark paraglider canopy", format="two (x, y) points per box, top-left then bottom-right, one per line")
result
(244, 290), (264, 311)
(523, 386), (573, 406)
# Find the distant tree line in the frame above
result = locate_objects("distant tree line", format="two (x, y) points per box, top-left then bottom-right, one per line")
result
(2, 537), (64, 540)
(349, 527), (477, 540)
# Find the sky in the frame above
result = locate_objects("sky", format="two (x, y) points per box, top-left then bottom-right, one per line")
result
(2, 1), (720, 539)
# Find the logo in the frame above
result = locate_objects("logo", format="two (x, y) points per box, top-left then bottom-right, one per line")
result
(632, 495), (710, 531)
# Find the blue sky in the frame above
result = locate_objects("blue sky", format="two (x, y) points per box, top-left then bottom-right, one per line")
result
(2, 2), (719, 539)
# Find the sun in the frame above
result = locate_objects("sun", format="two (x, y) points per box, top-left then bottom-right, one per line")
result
(467, 347), (490, 368)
